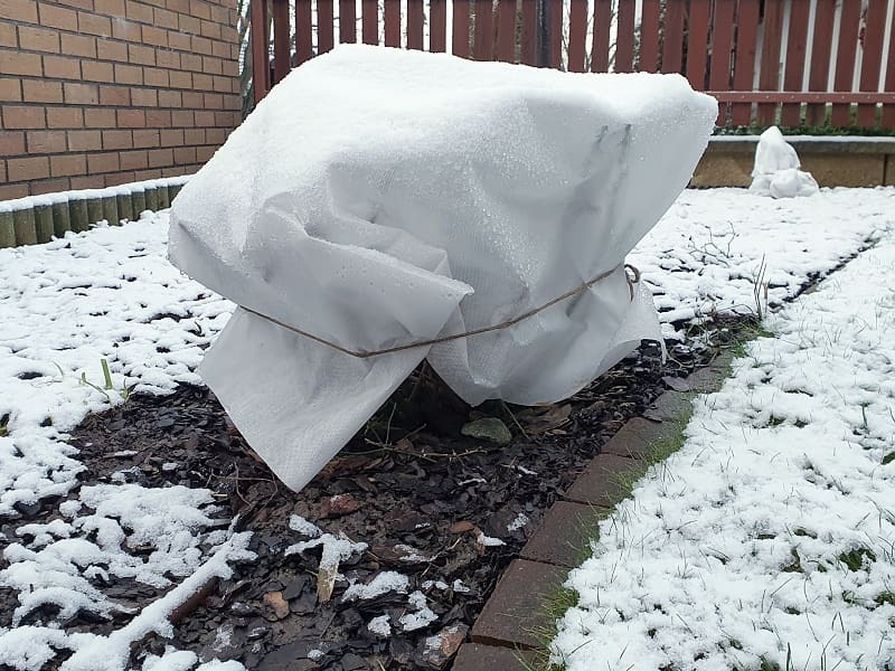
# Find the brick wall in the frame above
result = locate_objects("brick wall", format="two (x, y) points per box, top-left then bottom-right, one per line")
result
(0, 0), (241, 199)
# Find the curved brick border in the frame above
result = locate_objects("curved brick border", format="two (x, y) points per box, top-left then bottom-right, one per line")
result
(454, 353), (733, 670)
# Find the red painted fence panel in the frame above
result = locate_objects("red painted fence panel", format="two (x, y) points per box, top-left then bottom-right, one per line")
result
(248, 0), (895, 133)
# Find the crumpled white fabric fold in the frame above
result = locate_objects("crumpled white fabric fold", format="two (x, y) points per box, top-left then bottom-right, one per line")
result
(168, 45), (717, 491)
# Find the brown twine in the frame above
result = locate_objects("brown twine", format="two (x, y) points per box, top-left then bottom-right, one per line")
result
(239, 263), (641, 360)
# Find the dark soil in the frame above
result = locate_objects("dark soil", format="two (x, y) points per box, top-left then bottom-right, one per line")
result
(0, 317), (748, 671)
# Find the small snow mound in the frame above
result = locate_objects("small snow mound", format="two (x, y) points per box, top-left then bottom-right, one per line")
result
(367, 615), (392, 638)
(342, 571), (409, 602)
(750, 127), (819, 199)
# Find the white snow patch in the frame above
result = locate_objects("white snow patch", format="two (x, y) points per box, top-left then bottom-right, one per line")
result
(367, 615), (392, 638)
(507, 513), (530, 532)
(342, 571), (410, 602)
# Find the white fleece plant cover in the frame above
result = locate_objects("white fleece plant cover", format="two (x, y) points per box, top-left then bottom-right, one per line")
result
(168, 45), (717, 492)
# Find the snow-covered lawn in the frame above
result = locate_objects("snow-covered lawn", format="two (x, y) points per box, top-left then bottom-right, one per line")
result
(0, 187), (892, 669)
(552, 207), (895, 669)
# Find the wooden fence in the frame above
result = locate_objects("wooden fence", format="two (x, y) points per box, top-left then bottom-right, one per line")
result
(247, 0), (895, 130)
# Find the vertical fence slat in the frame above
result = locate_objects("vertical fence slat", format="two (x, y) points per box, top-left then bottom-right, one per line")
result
(407, 0), (424, 50)
(615, 0), (635, 72)
(250, 0), (269, 103)
(639, 0), (660, 71)
(548, 0), (563, 68)
(453, 0), (471, 57)
(832, 0), (861, 127)
(730, 0), (759, 126)
(686, 0), (711, 87)
(567, 0), (587, 72)
(661, 0), (685, 74)
(384, 0), (400, 47)
(780, 0), (810, 127)
(473, 0), (493, 59)
(756, 0), (784, 125)
(271, 0), (289, 83)
(295, 0), (312, 64)
(318, 0), (334, 53)
(521, 0), (537, 65)
(362, 0), (378, 44)
(340, 0), (356, 43)
(495, 0), (516, 62)
(430, 0), (447, 51)
(806, 0), (835, 126)
(710, 0), (736, 124)
(591, 0), (611, 71)
(857, 0), (888, 128)
(883, 2), (895, 129)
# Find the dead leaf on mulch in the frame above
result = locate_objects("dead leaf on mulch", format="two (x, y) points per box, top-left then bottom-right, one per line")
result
(516, 403), (572, 434)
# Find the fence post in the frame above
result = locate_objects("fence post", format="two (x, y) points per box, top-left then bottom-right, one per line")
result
(250, 0), (270, 104)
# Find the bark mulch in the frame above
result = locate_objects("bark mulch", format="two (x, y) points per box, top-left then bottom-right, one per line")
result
(0, 317), (747, 671)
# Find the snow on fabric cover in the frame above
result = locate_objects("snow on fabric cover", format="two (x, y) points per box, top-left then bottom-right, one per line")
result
(168, 45), (717, 492)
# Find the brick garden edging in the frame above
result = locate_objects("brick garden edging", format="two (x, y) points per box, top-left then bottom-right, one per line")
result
(0, 174), (189, 248)
(453, 353), (734, 671)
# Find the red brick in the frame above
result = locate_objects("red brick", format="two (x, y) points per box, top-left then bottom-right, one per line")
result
(70, 174), (105, 189)
(130, 87), (157, 106)
(183, 128), (203, 144)
(124, 0), (152, 21)
(0, 0), (38, 22)
(43, 54), (81, 78)
(519, 501), (600, 568)
(195, 144), (214, 161)
(112, 18), (141, 41)
(114, 63), (142, 84)
(0, 183), (30, 199)
(102, 129), (132, 149)
(77, 11), (111, 36)
(132, 128), (159, 147)
(38, 2), (77, 29)
(0, 77), (21, 101)
(0, 49), (42, 76)
(143, 67), (169, 87)
(63, 82), (98, 104)
(180, 52), (201, 72)
(92, 0), (123, 14)
(87, 151), (119, 172)
(128, 43), (155, 65)
(452, 644), (536, 671)
(22, 79), (63, 103)
(188, 0), (209, 19)
(0, 22), (15, 47)
(8, 156), (50, 181)
(211, 39), (229, 58)
(47, 106), (83, 127)
(599, 417), (682, 461)
(199, 18), (220, 39)
(155, 49), (179, 69)
(144, 108), (170, 126)
(81, 60), (114, 82)
(50, 153), (86, 176)
(141, 25), (166, 46)
(219, 25), (235, 42)
(193, 109), (213, 126)
(17, 24), (59, 52)
(67, 129), (101, 150)
(203, 92), (222, 109)
(31, 177), (71, 194)
(153, 6), (176, 28)
(181, 90), (202, 107)
(0, 130), (25, 155)
(84, 107), (116, 127)
(205, 127), (228, 144)
(470, 560), (566, 649)
(159, 128), (182, 145)
(190, 34), (211, 55)
(221, 60), (237, 77)
(26, 129), (66, 153)
(166, 30), (190, 51)
(563, 453), (645, 508)
(171, 109), (192, 126)
(54, 0), (93, 11)
(61, 32), (96, 57)
(157, 89), (179, 107)
(173, 145), (195, 163)
(209, 3), (226, 22)
(2, 104), (46, 128)
(99, 84), (130, 105)
(191, 72), (212, 90)
(177, 13), (199, 34)
(132, 167), (160, 180)
(96, 38), (127, 61)
(104, 170), (135, 186)
(116, 108), (145, 127)
(119, 148), (148, 169)
(201, 55), (222, 74)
